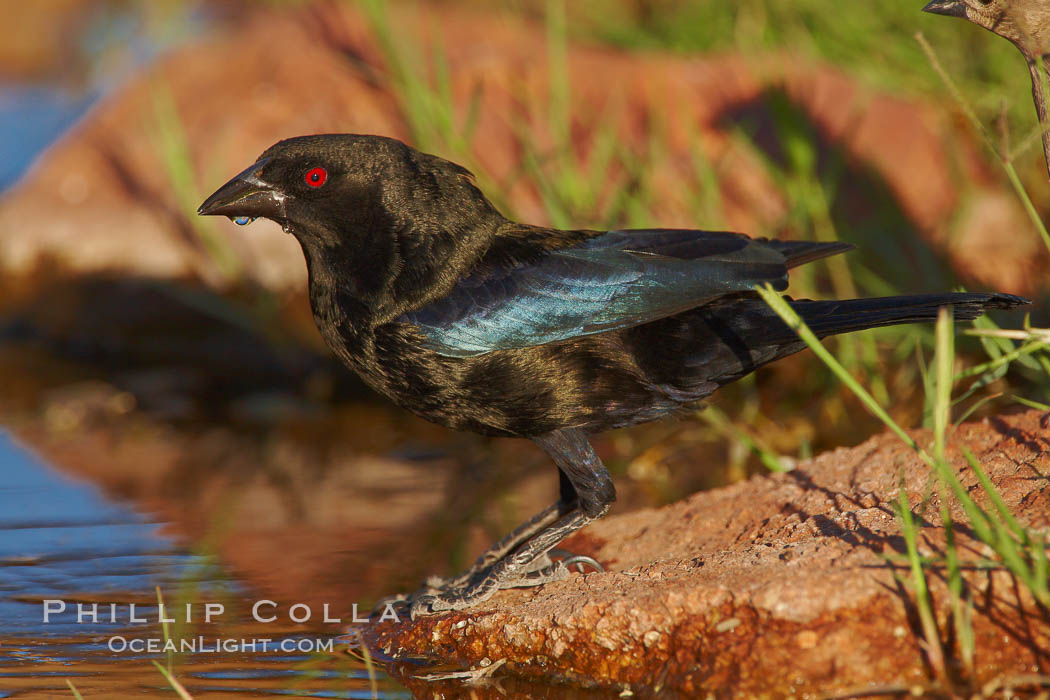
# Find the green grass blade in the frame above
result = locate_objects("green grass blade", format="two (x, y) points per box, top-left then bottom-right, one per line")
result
(152, 661), (194, 699)
(962, 448), (1028, 543)
(940, 452), (1036, 596)
(754, 284), (923, 455)
(1012, 395), (1050, 411)
(896, 486), (947, 683)
(939, 483), (974, 676)
(930, 454), (993, 548)
(156, 586), (174, 674)
(1002, 160), (1050, 257)
(1032, 533), (1049, 601)
(758, 283), (1049, 608)
(152, 82), (240, 282)
(361, 638), (379, 700)
(954, 340), (1049, 381)
(952, 392), (1003, 428)
(933, 308), (953, 461)
(700, 406), (791, 473)
(915, 32), (1050, 258)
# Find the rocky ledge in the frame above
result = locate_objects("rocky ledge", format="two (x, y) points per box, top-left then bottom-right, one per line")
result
(368, 409), (1050, 697)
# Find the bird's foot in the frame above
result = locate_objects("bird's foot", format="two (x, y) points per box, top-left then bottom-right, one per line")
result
(406, 559), (564, 620)
(376, 508), (603, 620)
(549, 549), (604, 575)
(374, 550), (603, 621)
(402, 551), (603, 620)
(370, 573), (456, 619)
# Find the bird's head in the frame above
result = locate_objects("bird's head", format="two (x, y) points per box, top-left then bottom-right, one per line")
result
(199, 134), (504, 308)
(922, 0), (1047, 55)
(199, 132), (501, 241)
(198, 134), (406, 244)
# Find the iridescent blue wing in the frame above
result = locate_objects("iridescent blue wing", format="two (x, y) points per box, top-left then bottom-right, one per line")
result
(402, 230), (846, 358)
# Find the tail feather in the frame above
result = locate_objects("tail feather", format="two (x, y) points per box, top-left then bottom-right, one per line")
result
(790, 292), (1030, 338)
(765, 240), (855, 269)
(630, 290), (1029, 409)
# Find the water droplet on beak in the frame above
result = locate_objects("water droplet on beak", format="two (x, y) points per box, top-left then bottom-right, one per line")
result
(231, 216), (256, 226)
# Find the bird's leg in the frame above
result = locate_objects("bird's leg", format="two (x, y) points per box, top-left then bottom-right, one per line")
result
(371, 498), (566, 614)
(404, 428), (615, 618)
(422, 501), (563, 592)
(424, 466), (585, 592)
(402, 510), (604, 619)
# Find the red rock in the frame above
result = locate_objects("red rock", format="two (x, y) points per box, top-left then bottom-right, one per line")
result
(369, 409), (1050, 697)
(0, 0), (96, 82)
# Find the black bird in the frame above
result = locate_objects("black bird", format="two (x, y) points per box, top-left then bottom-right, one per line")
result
(199, 134), (1028, 618)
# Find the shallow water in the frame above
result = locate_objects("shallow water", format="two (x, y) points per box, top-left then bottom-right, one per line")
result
(0, 432), (406, 698)
(0, 87), (97, 192)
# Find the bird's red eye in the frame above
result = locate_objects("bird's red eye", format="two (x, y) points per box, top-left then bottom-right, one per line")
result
(305, 167), (327, 188)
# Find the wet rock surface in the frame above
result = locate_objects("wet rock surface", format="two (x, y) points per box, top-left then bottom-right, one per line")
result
(368, 409), (1050, 697)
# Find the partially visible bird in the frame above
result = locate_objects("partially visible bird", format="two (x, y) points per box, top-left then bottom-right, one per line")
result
(199, 134), (1029, 618)
(924, 0), (1050, 178)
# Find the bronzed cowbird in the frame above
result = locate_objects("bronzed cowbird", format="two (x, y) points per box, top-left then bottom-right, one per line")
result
(199, 134), (1029, 617)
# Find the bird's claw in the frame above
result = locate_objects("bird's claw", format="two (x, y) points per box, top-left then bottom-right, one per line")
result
(559, 553), (603, 574)
(409, 593), (453, 621)
(548, 548), (603, 574)
(370, 592), (409, 619)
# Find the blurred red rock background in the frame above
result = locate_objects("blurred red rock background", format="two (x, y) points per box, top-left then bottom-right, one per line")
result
(3, 1), (1048, 294)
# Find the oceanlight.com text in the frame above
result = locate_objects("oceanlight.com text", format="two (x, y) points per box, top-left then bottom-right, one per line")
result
(107, 636), (336, 654)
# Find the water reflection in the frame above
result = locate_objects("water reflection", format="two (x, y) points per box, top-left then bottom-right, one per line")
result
(0, 433), (405, 697)
(0, 431), (200, 637)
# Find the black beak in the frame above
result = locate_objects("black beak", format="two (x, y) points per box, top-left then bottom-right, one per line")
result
(197, 157), (286, 220)
(922, 0), (967, 17)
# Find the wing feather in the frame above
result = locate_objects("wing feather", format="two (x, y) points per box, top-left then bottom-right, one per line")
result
(401, 229), (847, 357)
